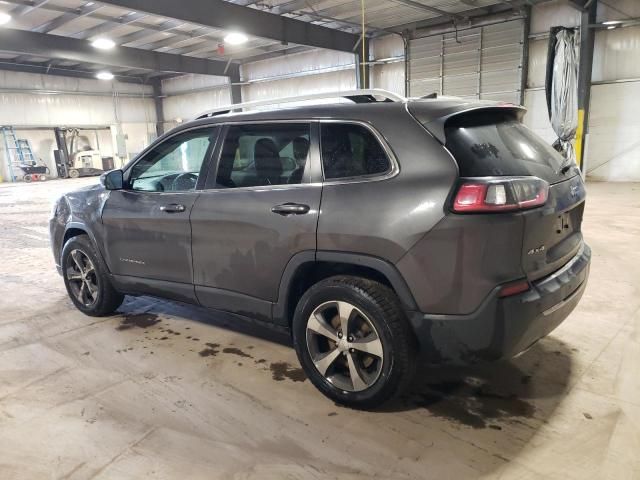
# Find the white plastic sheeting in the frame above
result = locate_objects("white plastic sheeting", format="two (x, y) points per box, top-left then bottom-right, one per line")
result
(523, 89), (558, 144)
(549, 29), (578, 163)
(371, 35), (406, 96)
(593, 26), (640, 82)
(163, 88), (231, 123)
(0, 93), (156, 126)
(0, 71), (156, 181)
(241, 49), (355, 81)
(161, 74), (229, 95)
(586, 82), (640, 181)
(240, 49), (356, 107)
(242, 69), (356, 105)
(0, 70), (153, 96)
(530, 1), (580, 35)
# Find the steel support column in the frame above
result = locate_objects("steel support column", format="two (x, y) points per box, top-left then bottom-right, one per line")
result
(575, 0), (597, 171)
(151, 79), (165, 138)
(229, 70), (243, 105)
(355, 36), (370, 89)
(520, 5), (531, 106)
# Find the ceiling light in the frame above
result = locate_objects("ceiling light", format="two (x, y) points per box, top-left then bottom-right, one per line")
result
(603, 20), (622, 25)
(0, 12), (11, 25)
(224, 32), (248, 45)
(91, 38), (116, 50)
(96, 71), (114, 81)
(607, 25), (617, 30)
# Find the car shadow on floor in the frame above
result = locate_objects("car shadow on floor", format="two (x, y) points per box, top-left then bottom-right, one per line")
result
(381, 335), (573, 426)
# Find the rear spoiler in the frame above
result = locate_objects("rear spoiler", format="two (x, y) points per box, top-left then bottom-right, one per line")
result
(408, 101), (527, 144)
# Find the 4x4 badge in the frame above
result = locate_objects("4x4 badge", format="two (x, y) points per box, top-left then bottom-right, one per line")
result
(527, 245), (545, 255)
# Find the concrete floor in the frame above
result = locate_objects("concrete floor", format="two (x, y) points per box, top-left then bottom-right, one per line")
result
(0, 177), (638, 480)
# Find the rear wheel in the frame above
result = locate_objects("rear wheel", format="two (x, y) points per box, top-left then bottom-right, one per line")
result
(292, 276), (416, 409)
(61, 235), (124, 316)
(68, 169), (80, 179)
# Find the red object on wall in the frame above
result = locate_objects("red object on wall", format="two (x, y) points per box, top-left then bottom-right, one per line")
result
(217, 43), (225, 55)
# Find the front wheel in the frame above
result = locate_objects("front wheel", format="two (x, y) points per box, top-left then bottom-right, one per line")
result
(61, 235), (124, 316)
(292, 276), (416, 409)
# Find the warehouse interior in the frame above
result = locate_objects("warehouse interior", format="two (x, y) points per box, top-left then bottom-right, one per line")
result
(0, 0), (639, 478)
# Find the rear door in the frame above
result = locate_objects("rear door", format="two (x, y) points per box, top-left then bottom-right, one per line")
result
(441, 109), (586, 280)
(101, 127), (218, 299)
(190, 122), (322, 322)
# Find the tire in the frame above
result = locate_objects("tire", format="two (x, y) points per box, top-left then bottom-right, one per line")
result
(68, 169), (80, 179)
(292, 275), (417, 409)
(61, 234), (124, 316)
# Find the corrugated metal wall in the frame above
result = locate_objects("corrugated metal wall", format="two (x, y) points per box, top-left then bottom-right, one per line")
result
(409, 19), (524, 104)
(523, 0), (640, 181)
(0, 71), (156, 181)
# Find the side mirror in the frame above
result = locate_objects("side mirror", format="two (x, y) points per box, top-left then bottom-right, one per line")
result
(101, 169), (124, 190)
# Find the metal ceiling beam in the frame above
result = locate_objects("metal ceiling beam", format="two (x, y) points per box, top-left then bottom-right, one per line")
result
(237, 45), (310, 64)
(0, 60), (146, 83)
(72, 11), (147, 40)
(390, 3), (514, 33)
(390, 0), (466, 21)
(0, 28), (240, 76)
(10, 0), (50, 16)
(95, 0), (360, 52)
(116, 19), (185, 45)
(34, 2), (103, 33)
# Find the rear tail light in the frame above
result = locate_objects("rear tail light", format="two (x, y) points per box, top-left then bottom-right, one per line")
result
(452, 176), (548, 213)
(498, 279), (530, 298)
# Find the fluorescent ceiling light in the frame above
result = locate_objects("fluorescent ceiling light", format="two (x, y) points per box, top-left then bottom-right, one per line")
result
(96, 71), (114, 81)
(603, 20), (622, 25)
(224, 32), (248, 45)
(0, 12), (11, 25)
(91, 38), (116, 50)
(607, 25), (617, 30)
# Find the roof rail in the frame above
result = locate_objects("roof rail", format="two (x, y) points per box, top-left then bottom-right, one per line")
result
(194, 89), (406, 120)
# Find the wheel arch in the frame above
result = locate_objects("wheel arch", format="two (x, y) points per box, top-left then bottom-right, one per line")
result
(273, 251), (418, 328)
(61, 223), (110, 272)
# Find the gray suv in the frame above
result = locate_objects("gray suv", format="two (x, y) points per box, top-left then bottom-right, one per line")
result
(50, 92), (591, 408)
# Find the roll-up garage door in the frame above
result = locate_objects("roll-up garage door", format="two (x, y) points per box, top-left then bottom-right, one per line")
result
(409, 19), (525, 105)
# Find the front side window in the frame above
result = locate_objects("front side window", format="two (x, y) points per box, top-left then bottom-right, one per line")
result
(129, 128), (217, 192)
(320, 123), (391, 180)
(216, 123), (310, 188)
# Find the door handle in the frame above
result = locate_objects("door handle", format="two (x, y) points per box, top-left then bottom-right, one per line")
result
(271, 203), (310, 216)
(160, 203), (186, 213)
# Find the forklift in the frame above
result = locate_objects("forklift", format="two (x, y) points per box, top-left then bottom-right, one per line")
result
(53, 127), (115, 179)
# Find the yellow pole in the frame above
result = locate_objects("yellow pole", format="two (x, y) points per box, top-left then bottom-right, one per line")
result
(361, 0), (366, 87)
(574, 108), (585, 169)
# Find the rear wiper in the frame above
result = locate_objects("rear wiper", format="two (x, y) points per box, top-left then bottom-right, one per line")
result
(558, 158), (575, 175)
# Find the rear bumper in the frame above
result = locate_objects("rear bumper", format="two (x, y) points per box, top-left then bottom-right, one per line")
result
(408, 243), (591, 364)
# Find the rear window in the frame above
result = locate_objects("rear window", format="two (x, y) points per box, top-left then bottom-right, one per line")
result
(444, 111), (565, 183)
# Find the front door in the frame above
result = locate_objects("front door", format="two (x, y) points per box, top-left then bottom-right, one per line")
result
(190, 122), (321, 322)
(101, 127), (218, 301)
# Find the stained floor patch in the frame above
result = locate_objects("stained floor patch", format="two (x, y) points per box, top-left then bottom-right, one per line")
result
(199, 343), (220, 357)
(222, 347), (253, 358)
(414, 380), (535, 429)
(116, 312), (160, 331)
(270, 362), (306, 382)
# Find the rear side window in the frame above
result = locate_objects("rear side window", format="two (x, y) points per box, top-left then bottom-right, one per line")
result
(320, 123), (391, 180)
(216, 123), (310, 188)
(445, 111), (566, 183)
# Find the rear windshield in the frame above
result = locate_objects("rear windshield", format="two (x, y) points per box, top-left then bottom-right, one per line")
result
(444, 111), (566, 183)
